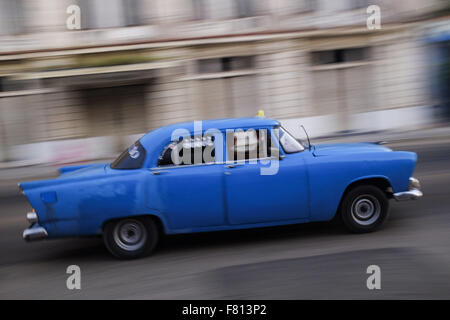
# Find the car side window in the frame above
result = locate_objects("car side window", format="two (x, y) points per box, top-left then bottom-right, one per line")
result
(158, 135), (216, 167)
(226, 128), (277, 162)
(110, 141), (146, 170)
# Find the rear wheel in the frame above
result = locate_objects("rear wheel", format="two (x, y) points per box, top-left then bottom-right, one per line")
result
(103, 216), (158, 259)
(340, 185), (389, 233)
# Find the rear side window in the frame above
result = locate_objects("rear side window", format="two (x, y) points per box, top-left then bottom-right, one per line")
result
(110, 141), (146, 170)
(226, 128), (276, 161)
(158, 135), (216, 167)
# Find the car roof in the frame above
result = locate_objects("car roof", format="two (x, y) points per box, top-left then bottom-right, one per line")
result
(141, 117), (279, 143)
(138, 117), (279, 167)
(162, 117), (278, 132)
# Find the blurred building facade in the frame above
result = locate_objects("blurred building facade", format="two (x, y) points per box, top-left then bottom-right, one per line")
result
(0, 0), (449, 164)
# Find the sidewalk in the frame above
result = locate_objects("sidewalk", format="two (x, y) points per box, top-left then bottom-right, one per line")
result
(1, 125), (449, 198)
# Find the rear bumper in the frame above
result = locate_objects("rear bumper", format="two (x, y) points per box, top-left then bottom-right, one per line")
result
(23, 211), (48, 241)
(393, 177), (423, 201)
(23, 224), (48, 241)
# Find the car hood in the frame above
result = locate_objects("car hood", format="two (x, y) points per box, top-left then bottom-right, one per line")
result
(312, 142), (391, 157)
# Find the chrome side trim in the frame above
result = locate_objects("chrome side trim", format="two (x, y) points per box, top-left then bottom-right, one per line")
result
(26, 212), (38, 224)
(23, 226), (48, 242)
(393, 189), (423, 201)
(150, 157), (280, 171)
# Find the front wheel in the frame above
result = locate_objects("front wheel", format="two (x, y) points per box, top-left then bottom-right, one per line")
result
(103, 216), (158, 259)
(340, 185), (389, 233)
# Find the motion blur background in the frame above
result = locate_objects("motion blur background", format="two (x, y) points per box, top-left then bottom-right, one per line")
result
(1, 0), (450, 300)
(0, 0), (448, 170)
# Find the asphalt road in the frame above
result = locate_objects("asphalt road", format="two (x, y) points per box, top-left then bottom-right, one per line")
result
(1, 138), (450, 299)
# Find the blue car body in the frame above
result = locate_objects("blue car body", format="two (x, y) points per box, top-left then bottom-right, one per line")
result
(20, 117), (418, 240)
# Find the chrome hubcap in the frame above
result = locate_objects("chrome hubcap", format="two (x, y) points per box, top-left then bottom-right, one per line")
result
(351, 195), (381, 225)
(113, 220), (146, 251)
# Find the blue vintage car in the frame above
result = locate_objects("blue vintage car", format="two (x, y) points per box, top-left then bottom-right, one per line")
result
(20, 117), (422, 259)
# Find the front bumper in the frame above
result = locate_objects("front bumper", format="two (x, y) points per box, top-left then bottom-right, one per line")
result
(393, 177), (423, 201)
(23, 211), (48, 242)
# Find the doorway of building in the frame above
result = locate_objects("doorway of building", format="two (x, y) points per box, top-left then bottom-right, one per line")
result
(81, 84), (148, 151)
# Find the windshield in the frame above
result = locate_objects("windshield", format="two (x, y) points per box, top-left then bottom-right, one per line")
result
(278, 127), (305, 153)
(110, 141), (146, 170)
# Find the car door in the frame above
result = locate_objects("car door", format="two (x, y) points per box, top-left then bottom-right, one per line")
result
(149, 133), (226, 230)
(224, 127), (310, 225)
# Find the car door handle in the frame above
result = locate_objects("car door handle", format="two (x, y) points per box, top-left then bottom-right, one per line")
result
(224, 171), (231, 175)
(151, 170), (168, 175)
(225, 164), (242, 168)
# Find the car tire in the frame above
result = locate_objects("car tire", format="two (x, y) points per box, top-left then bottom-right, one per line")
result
(340, 185), (389, 233)
(103, 216), (158, 259)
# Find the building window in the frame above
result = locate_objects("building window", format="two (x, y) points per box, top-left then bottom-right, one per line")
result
(235, 0), (253, 18)
(197, 56), (255, 74)
(311, 48), (369, 65)
(81, 84), (147, 140)
(123, 0), (141, 26)
(0, 78), (35, 92)
(192, 0), (254, 20)
(194, 56), (258, 120)
(78, 0), (141, 29)
(0, 0), (24, 35)
(311, 46), (373, 118)
(192, 0), (205, 20)
(349, 0), (370, 10)
(290, 0), (317, 14)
